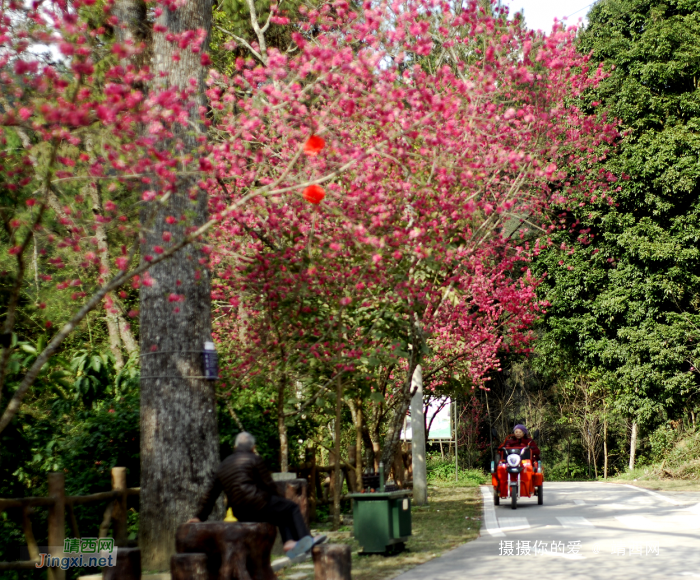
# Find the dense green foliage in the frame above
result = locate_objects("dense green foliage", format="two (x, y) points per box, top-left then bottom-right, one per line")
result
(0, 351), (140, 578)
(532, 0), (700, 438)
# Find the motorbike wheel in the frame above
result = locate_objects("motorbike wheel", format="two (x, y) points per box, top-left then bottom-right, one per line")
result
(511, 492), (517, 510)
(494, 490), (500, 506)
(537, 484), (543, 505)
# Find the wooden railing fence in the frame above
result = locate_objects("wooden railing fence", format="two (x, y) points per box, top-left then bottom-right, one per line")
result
(0, 467), (139, 580)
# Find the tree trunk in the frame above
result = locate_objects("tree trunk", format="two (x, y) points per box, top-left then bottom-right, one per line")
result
(102, 0), (147, 362)
(410, 365), (427, 505)
(380, 357), (420, 468)
(347, 398), (364, 490)
(118, 315), (138, 355)
(629, 421), (638, 471)
(139, 0), (217, 570)
(593, 450), (598, 479)
(587, 446), (591, 479)
(278, 373), (288, 472)
(332, 377), (342, 530)
(346, 445), (356, 493)
(372, 440), (380, 472)
(87, 181), (124, 369)
(361, 426), (374, 473)
(113, 0), (150, 71)
(603, 417), (608, 480)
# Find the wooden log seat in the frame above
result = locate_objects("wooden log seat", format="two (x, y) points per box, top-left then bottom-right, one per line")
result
(312, 544), (351, 580)
(102, 547), (141, 580)
(171, 553), (208, 580)
(175, 522), (276, 580)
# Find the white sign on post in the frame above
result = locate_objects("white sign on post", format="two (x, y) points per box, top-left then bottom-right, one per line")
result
(402, 397), (452, 441)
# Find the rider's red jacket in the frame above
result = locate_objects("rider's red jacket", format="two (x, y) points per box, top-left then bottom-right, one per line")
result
(500, 436), (540, 460)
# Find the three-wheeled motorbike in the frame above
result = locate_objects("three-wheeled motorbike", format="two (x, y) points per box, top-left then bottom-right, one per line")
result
(491, 444), (543, 509)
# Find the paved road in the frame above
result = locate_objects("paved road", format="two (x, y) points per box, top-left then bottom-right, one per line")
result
(395, 482), (700, 580)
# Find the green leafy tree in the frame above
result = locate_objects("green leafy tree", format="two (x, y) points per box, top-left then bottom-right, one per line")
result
(532, 0), (700, 457)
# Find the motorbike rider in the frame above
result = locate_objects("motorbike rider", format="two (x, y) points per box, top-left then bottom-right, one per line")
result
(500, 424), (540, 464)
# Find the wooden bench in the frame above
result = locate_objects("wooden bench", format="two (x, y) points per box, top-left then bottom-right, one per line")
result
(174, 522), (276, 580)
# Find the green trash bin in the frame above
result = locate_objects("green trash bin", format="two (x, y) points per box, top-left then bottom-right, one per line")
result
(347, 490), (412, 554)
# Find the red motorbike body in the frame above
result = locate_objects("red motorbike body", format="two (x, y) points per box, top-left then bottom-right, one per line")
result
(491, 446), (544, 507)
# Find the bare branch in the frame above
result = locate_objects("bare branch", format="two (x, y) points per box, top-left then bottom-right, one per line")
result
(215, 25), (264, 63)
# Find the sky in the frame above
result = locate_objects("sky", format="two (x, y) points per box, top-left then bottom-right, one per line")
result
(505, 0), (597, 32)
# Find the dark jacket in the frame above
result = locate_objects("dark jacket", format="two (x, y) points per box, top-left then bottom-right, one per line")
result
(195, 450), (279, 521)
(500, 436), (540, 460)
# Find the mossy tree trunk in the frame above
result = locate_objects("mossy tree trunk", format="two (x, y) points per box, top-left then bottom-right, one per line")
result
(138, 0), (220, 570)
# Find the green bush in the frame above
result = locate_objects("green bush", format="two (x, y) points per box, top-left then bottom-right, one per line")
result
(648, 424), (680, 459)
(426, 456), (487, 486)
(545, 460), (590, 481)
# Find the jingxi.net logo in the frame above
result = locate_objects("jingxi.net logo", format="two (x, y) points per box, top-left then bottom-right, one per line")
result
(35, 538), (116, 569)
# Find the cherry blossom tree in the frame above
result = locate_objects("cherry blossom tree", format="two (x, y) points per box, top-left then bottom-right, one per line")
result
(208, 0), (619, 476)
(0, 0), (620, 560)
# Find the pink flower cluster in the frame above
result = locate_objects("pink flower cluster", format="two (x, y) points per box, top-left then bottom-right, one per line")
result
(206, 0), (619, 391)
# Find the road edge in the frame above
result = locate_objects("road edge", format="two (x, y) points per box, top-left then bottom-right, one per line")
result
(479, 486), (504, 537)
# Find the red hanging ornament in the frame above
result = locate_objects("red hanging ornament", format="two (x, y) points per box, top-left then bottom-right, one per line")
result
(304, 135), (325, 156)
(302, 184), (325, 204)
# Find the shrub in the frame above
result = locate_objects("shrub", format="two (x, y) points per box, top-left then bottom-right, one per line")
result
(426, 456), (487, 486)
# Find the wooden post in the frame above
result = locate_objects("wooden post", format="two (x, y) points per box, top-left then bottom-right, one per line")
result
(629, 421), (638, 471)
(171, 553), (208, 580)
(312, 544), (351, 580)
(98, 502), (114, 539)
(21, 506), (39, 562)
(47, 472), (65, 580)
(104, 547), (141, 580)
(111, 467), (127, 546)
(67, 504), (81, 539)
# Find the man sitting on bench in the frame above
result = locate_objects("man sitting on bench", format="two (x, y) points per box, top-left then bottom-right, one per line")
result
(188, 432), (326, 559)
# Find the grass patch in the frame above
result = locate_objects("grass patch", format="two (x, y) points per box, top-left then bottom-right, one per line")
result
(279, 483), (482, 580)
(608, 467), (700, 492)
(604, 428), (700, 491)
(616, 479), (700, 492)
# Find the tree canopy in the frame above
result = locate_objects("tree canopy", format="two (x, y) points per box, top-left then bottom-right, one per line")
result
(533, 0), (700, 428)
